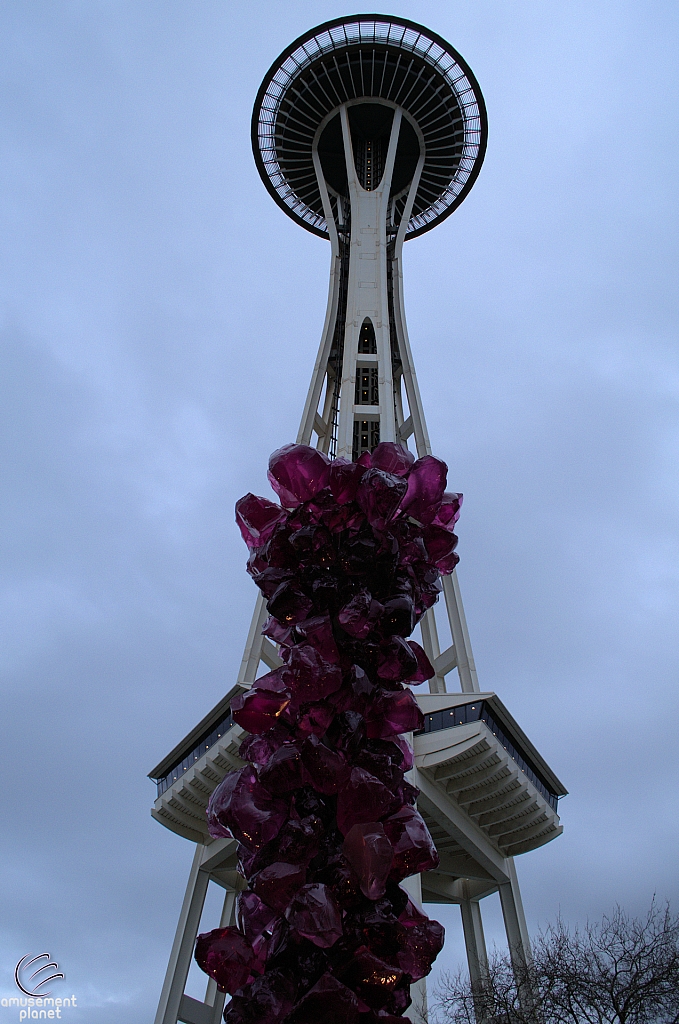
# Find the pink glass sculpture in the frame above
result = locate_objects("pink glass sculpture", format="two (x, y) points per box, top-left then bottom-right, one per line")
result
(197, 443), (461, 1022)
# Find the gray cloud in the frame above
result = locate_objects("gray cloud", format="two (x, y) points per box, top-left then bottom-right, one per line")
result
(1, 1), (677, 1019)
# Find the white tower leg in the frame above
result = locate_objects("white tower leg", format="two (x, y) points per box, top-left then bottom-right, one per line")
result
(460, 890), (490, 1024)
(202, 889), (237, 1024)
(460, 895), (489, 988)
(154, 840), (242, 1024)
(499, 859), (534, 1013)
(154, 846), (210, 1024)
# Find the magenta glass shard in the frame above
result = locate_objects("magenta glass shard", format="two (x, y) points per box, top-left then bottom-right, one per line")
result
(238, 722), (289, 767)
(288, 974), (359, 1024)
(284, 645), (342, 702)
(224, 970), (297, 1024)
(194, 927), (260, 994)
(342, 822), (393, 899)
(376, 637), (419, 681)
(236, 891), (281, 948)
(397, 779), (420, 807)
(239, 733), (280, 768)
(296, 701), (335, 737)
(434, 491), (463, 527)
(329, 457), (366, 504)
(267, 581), (313, 624)
(404, 641), (435, 684)
(252, 667), (289, 693)
(253, 861), (307, 913)
(383, 980), (412, 1016)
(272, 815), (323, 866)
(379, 596), (415, 637)
(338, 590), (378, 639)
(196, 444), (454, 1015)
(388, 735), (414, 772)
(399, 456), (448, 524)
(396, 899), (445, 981)
(268, 444), (331, 508)
(301, 735), (349, 794)
(236, 493), (287, 550)
(231, 687), (291, 735)
(336, 768), (401, 835)
(422, 524), (459, 571)
(207, 767), (288, 850)
(262, 615), (295, 648)
(366, 689), (424, 739)
(370, 442), (415, 478)
(327, 710), (366, 757)
(294, 615), (340, 663)
(335, 946), (404, 1009)
(285, 883), (343, 947)
(383, 806), (440, 878)
(258, 744), (308, 794)
(250, 568), (294, 599)
(356, 469), (408, 530)
(433, 546), (460, 574)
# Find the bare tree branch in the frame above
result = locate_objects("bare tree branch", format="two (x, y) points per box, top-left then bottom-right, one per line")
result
(433, 900), (679, 1024)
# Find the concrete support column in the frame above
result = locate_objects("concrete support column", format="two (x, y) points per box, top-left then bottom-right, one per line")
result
(154, 845), (210, 1024)
(460, 893), (489, 1024)
(237, 593), (270, 689)
(441, 573), (480, 694)
(419, 608), (446, 695)
(498, 859), (535, 1015)
(204, 888), (238, 1024)
(460, 895), (489, 986)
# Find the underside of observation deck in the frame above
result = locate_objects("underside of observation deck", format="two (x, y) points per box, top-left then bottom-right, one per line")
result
(149, 690), (567, 889)
(252, 14), (487, 239)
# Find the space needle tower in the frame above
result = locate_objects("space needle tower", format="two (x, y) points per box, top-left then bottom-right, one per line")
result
(151, 16), (567, 1024)
(252, 13), (486, 465)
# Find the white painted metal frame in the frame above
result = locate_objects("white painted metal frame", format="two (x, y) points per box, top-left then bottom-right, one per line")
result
(154, 840), (244, 1024)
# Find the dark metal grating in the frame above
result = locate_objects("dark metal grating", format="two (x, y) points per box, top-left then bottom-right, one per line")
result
(252, 15), (487, 240)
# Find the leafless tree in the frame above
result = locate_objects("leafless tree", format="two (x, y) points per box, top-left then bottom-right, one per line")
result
(433, 901), (679, 1024)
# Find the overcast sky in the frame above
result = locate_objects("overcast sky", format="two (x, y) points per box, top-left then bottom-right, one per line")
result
(1, 2), (678, 1021)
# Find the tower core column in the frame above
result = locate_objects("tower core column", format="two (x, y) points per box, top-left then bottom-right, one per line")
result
(336, 103), (402, 458)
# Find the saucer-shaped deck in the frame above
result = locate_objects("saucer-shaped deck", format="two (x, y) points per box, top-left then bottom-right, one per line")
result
(252, 15), (487, 239)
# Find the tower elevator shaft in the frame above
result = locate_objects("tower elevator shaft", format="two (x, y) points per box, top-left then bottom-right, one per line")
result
(298, 101), (428, 466)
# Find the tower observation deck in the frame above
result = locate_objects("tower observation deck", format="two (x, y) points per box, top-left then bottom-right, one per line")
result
(151, 17), (566, 1024)
(252, 14), (487, 463)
